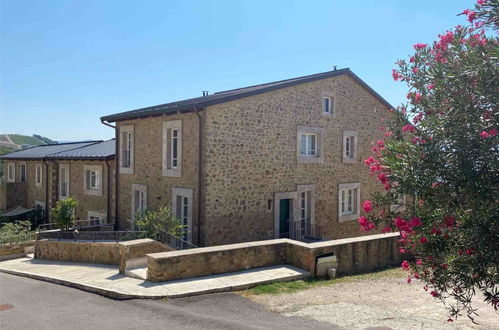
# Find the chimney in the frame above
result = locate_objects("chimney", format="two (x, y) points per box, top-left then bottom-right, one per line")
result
(333, 65), (337, 71)
(202, 91), (209, 96)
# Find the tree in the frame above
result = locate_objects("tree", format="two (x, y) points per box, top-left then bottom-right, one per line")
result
(134, 206), (184, 238)
(359, 0), (498, 322)
(51, 198), (78, 231)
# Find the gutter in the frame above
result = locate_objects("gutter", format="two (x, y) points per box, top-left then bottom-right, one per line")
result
(194, 107), (204, 246)
(105, 159), (112, 224)
(42, 159), (50, 222)
(101, 119), (119, 230)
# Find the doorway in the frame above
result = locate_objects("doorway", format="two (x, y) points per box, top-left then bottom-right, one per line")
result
(279, 199), (292, 238)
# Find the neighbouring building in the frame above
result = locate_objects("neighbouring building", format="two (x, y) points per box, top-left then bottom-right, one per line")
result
(0, 140), (116, 225)
(100, 69), (395, 246)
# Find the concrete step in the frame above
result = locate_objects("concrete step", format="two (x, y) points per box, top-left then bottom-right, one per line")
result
(125, 267), (147, 280)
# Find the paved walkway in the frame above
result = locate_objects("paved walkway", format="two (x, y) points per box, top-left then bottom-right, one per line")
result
(0, 257), (309, 299)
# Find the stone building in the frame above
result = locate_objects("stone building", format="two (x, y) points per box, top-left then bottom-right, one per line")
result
(0, 140), (116, 224)
(101, 69), (394, 246)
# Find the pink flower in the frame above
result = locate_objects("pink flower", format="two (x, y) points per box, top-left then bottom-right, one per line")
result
(416, 259), (422, 266)
(427, 84), (434, 90)
(413, 43), (427, 50)
(419, 236), (428, 244)
(444, 216), (455, 228)
(466, 249), (473, 255)
(407, 277), (412, 283)
(381, 226), (391, 233)
(409, 56), (415, 63)
(489, 128), (497, 136)
(430, 290), (439, 298)
(414, 93), (422, 103)
(363, 200), (372, 213)
(364, 156), (375, 165)
(480, 131), (490, 139)
(392, 69), (402, 81)
(412, 67), (419, 74)
(409, 217), (422, 228)
(401, 260), (410, 271)
(402, 124), (415, 133)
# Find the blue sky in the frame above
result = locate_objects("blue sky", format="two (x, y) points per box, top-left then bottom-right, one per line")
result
(0, 0), (472, 141)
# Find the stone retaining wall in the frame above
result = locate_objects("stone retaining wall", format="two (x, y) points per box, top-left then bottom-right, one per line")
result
(0, 241), (34, 261)
(35, 239), (120, 265)
(147, 233), (401, 282)
(117, 238), (173, 273)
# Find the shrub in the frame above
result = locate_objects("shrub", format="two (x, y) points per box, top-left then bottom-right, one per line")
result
(360, 0), (498, 322)
(0, 221), (33, 239)
(51, 198), (78, 231)
(134, 206), (184, 238)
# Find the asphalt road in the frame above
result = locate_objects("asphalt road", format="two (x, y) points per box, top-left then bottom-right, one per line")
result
(0, 273), (336, 330)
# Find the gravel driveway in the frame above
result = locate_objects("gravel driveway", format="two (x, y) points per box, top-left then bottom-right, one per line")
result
(242, 269), (498, 330)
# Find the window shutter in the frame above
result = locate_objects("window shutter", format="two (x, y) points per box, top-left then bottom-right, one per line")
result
(86, 170), (91, 189)
(95, 171), (101, 189)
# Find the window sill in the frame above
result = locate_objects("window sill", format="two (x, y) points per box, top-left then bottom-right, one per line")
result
(162, 168), (181, 177)
(342, 157), (357, 164)
(84, 189), (102, 196)
(297, 155), (324, 164)
(338, 213), (360, 222)
(120, 166), (133, 175)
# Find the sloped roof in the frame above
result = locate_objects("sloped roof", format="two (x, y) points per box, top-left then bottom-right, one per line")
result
(0, 140), (115, 160)
(47, 139), (115, 160)
(101, 68), (394, 123)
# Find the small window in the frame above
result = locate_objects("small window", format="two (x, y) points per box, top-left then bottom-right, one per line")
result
(323, 97), (333, 114)
(35, 164), (43, 187)
(391, 193), (407, 213)
(338, 183), (360, 222)
(7, 163), (15, 182)
(297, 126), (324, 164)
(343, 131), (358, 163)
(19, 164), (26, 182)
(87, 211), (106, 225)
(86, 170), (100, 190)
(163, 120), (182, 177)
(83, 165), (102, 196)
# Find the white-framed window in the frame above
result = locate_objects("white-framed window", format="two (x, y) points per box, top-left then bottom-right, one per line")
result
(35, 164), (43, 187)
(59, 164), (70, 200)
(343, 130), (358, 163)
(163, 120), (182, 177)
(131, 184), (147, 220)
(84, 165), (102, 196)
(119, 125), (134, 174)
(338, 183), (360, 222)
(300, 191), (311, 222)
(87, 211), (107, 225)
(297, 126), (324, 164)
(172, 187), (193, 243)
(323, 96), (334, 114)
(19, 163), (27, 182)
(7, 163), (15, 182)
(300, 133), (317, 157)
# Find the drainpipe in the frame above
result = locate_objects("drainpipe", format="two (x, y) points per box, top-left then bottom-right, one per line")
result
(194, 107), (204, 246)
(42, 159), (50, 223)
(105, 159), (111, 224)
(101, 119), (119, 230)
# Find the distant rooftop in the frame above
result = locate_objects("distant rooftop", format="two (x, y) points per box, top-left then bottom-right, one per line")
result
(0, 140), (115, 160)
(101, 68), (394, 123)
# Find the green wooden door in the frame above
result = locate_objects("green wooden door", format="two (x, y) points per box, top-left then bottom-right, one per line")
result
(279, 199), (290, 238)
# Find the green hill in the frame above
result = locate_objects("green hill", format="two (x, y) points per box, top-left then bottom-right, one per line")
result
(6, 134), (56, 146)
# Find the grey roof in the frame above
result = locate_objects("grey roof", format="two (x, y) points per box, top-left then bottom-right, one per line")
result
(47, 139), (115, 160)
(101, 68), (394, 123)
(0, 140), (115, 160)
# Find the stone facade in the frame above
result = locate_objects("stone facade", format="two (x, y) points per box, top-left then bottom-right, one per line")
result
(116, 112), (200, 235)
(1, 159), (115, 223)
(116, 73), (392, 246)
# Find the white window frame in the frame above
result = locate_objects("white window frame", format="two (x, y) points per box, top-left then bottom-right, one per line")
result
(300, 133), (317, 157)
(7, 162), (15, 182)
(87, 211), (107, 225)
(338, 183), (361, 222)
(297, 184), (315, 225)
(19, 162), (27, 182)
(343, 130), (358, 163)
(59, 164), (70, 200)
(297, 126), (324, 164)
(162, 120), (182, 177)
(83, 165), (102, 196)
(119, 125), (134, 174)
(35, 164), (43, 187)
(321, 92), (336, 116)
(172, 187), (193, 243)
(131, 183), (147, 221)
